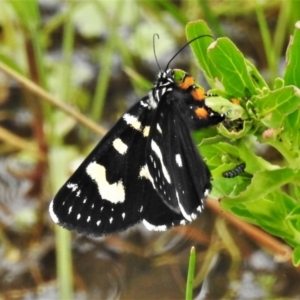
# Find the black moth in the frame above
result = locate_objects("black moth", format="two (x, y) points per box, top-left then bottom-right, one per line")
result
(49, 36), (229, 236)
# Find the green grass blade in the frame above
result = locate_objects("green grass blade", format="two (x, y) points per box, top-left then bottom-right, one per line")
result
(50, 147), (78, 299)
(55, 227), (73, 299)
(186, 246), (196, 300)
(255, 3), (276, 82)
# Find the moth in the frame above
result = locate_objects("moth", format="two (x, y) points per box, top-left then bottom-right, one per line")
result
(49, 36), (232, 236)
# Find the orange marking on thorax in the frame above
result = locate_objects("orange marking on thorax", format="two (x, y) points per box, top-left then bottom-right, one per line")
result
(178, 74), (205, 100)
(195, 107), (208, 119)
(192, 88), (205, 101)
(179, 75), (194, 89)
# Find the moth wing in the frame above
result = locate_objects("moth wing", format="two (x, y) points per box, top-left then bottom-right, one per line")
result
(50, 100), (155, 236)
(146, 98), (211, 223)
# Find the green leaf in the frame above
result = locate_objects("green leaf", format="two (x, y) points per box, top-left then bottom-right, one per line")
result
(204, 96), (247, 120)
(244, 60), (269, 91)
(292, 246), (300, 267)
(280, 109), (300, 161)
(186, 20), (268, 98)
(212, 176), (250, 198)
(234, 140), (278, 173)
(251, 85), (300, 128)
(226, 191), (300, 248)
(221, 168), (298, 209)
(193, 127), (221, 145)
(287, 205), (300, 231)
(207, 38), (257, 97)
(284, 21), (300, 88)
(243, 192), (294, 237)
(185, 20), (216, 82)
(281, 21), (300, 164)
(218, 119), (253, 139)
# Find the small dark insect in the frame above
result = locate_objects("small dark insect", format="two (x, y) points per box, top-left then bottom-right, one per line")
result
(222, 163), (246, 178)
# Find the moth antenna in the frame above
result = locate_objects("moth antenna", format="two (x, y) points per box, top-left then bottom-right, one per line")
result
(153, 33), (162, 71)
(165, 34), (215, 70)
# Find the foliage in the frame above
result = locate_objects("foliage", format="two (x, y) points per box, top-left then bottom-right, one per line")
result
(186, 20), (300, 266)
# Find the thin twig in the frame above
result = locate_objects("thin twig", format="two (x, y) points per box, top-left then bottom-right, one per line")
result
(0, 126), (45, 160)
(0, 61), (107, 137)
(206, 197), (297, 268)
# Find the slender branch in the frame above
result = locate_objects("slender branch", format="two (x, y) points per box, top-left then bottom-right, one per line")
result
(206, 197), (297, 268)
(0, 61), (107, 137)
(0, 126), (45, 160)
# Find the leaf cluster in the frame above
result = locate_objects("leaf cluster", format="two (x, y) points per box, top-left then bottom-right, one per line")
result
(186, 20), (300, 265)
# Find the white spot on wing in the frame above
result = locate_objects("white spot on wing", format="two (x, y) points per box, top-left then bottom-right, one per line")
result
(151, 140), (171, 184)
(143, 220), (167, 231)
(139, 164), (155, 189)
(156, 123), (162, 134)
(77, 214), (81, 220)
(191, 213), (197, 220)
(147, 91), (157, 109)
(176, 190), (192, 222)
(113, 138), (128, 155)
(140, 101), (148, 108)
(204, 189), (210, 197)
(175, 154), (183, 167)
(143, 126), (150, 137)
(139, 165), (150, 179)
(123, 113), (142, 131)
(86, 162), (125, 203)
(49, 201), (59, 224)
(97, 220), (101, 226)
(67, 183), (78, 192)
(68, 206), (73, 215)
(180, 220), (187, 226)
(155, 90), (160, 102)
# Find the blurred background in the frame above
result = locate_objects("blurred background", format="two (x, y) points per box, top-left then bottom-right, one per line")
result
(0, 0), (300, 299)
